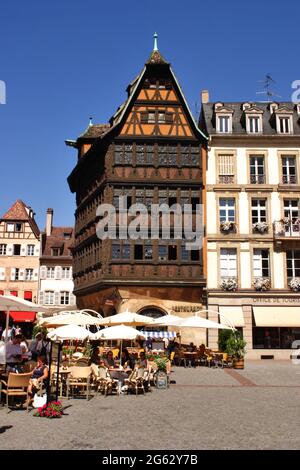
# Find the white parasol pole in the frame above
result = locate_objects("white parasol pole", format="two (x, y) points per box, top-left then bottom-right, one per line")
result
(5, 307), (10, 343)
(120, 340), (123, 367)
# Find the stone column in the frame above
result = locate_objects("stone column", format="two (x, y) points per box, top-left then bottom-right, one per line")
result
(242, 305), (253, 355)
(208, 304), (219, 349)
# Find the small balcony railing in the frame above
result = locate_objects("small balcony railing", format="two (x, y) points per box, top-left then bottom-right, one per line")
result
(218, 175), (235, 184)
(282, 175), (297, 184)
(250, 174), (265, 184)
(273, 219), (300, 238)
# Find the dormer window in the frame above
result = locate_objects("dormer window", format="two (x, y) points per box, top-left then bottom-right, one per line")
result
(247, 116), (262, 133)
(274, 107), (294, 134)
(217, 115), (231, 133)
(215, 103), (233, 133)
(277, 116), (293, 134)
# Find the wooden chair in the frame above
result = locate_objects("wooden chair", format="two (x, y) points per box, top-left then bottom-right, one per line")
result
(92, 365), (119, 396)
(0, 372), (32, 412)
(128, 367), (145, 395)
(67, 366), (91, 400)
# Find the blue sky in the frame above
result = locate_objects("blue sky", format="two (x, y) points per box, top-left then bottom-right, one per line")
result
(0, 0), (299, 228)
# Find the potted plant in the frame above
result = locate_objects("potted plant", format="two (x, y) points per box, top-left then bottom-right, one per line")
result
(153, 357), (169, 389)
(252, 221), (268, 234)
(225, 332), (246, 369)
(220, 277), (237, 291)
(253, 277), (271, 291)
(220, 221), (236, 233)
(289, 277), (300, 292)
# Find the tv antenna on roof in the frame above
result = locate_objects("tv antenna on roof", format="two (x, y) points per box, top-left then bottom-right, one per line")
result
(256, 74), (281, 102)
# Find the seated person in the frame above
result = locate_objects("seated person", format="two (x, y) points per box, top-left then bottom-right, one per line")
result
(89, 347), (100, 365)
(199, 343), (206, 356)
(121, 348), (135, 369)
(103, 350), (115, 369)
(24, 355), (49, 406)
(5, 334), (23, 372)
(137, 351), (148, 368)
(187, 342), (196, 352)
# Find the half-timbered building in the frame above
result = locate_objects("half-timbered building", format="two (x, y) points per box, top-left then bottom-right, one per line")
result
(67, 38), (207, 343)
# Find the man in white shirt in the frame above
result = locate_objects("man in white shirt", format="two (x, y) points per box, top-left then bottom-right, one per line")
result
(5, 335), (23, 371)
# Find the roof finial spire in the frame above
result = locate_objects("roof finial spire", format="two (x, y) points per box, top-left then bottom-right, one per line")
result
(153, 32), (158, 51)
(89, 116), (93, 127)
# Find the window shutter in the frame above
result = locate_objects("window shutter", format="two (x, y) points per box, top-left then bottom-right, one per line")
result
(19, 269), (24, 281)
(34, 268), (39, 279)
(54, 291), (60, 305)
(0, 268), (5, 280)
(39, 291), (44, 305)
(55, 266), (62, 280)
(253, 250), (262, 277)
(21, 245), (26, 256)
(11, 268), (16, 281)
(219, 154), (234, 175)
(7, 244), (13, 255)
(34, 245), (40, 256)
(70, 293), (76, 306)
(40, 266), (47, 280)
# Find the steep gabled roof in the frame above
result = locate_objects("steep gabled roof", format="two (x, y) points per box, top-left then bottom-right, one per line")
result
(41, 226), (74, 259)
(1, 200), (40, 237)
(2, 199), (30, 220)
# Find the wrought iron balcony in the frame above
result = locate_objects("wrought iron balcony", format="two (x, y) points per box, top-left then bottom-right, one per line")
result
(250, 174), (265, 184)
(282, 175), (297, 184)
(273, 219), (300, 238)
(218, 175), (235, 184)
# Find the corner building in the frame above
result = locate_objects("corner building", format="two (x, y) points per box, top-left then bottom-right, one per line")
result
(200, 96), (300, 359)
(67, 43), (207, 344)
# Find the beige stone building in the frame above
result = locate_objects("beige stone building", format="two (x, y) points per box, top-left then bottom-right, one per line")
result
(0, 200), (40, 332)
(200, 95), (300, 359)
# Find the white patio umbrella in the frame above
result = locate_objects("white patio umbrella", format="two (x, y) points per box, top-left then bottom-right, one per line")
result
(46, 324), (94, 401)
(93, 324), (145, 366)
(98, 310), (154, 327)
(152, 313), (183, 326)
(175, 315), (233, 330)
(0, 294), (50, 343)
(47, 324), (94, 341)
(40, 310), (103, 328)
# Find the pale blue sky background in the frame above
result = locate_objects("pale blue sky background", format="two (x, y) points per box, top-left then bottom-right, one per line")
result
(0, 0), (299, 228)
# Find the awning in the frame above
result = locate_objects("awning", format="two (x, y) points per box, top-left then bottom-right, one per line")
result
(9, 311), (36, 323)
(253, 307), (300, 327)
(219, 306), (245, 327)
(141, 331), (177, 339)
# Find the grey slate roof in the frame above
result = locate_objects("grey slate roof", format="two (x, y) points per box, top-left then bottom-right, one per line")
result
(200, 102), (300, 135)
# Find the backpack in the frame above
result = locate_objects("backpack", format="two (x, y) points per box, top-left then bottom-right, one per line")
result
(39, 341), (48, 357)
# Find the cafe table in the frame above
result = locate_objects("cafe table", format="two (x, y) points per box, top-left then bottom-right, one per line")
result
(109, 368), (132, 395)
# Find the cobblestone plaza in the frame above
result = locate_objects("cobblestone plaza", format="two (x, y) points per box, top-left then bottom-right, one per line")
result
(1, 362), (300, 450)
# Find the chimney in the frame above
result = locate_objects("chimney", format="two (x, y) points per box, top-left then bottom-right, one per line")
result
(201, 90), (209, 104)
(46, 208), (53, 236)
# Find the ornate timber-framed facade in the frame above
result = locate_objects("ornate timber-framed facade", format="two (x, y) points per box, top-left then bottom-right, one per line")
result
(67, 39), (207, 344)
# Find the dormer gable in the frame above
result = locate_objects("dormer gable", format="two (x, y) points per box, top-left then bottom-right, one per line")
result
(214, 103), (234, 114)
